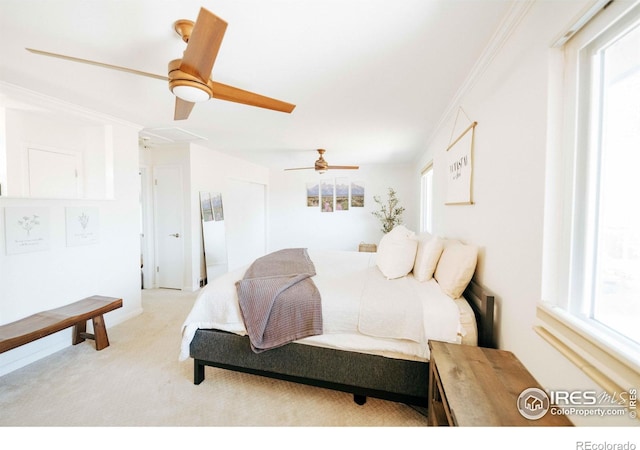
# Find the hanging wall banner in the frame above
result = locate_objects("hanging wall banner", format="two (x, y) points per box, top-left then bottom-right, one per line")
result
(5, 207), (50, 254)
(446, 122), (476, 205)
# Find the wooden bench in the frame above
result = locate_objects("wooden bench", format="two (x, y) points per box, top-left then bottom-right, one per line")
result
(0, 296), (123, 354)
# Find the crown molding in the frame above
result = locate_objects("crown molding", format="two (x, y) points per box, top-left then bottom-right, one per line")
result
(423, 0), (536, 152)
(0, 81), (142, 130)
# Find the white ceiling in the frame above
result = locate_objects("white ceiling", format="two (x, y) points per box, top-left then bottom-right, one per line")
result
(0, 0), (514, 170)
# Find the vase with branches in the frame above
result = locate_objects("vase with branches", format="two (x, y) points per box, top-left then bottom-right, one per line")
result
(371, 187), (405, 233)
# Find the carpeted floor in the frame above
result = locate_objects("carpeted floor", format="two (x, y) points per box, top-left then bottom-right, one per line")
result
(0, 288), (429, 428)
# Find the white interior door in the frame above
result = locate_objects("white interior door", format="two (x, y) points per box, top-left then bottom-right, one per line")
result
(153, 165), (184, 289)
(225, 179), (266, 271)
(28, 147), (81, 198)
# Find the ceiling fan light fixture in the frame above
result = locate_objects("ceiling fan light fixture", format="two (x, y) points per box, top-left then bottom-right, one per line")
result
(172, 84), (211, 102)
(168, 59), (212, 103)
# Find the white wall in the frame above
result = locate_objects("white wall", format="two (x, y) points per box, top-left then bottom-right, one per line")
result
(0, 90), (142, 376)
(189, 143), (269, 286)
(415, 1), (631, 426)
(268, 164), (416, 252)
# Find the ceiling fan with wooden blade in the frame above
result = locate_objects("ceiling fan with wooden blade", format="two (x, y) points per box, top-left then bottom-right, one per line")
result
(26, 7), (295, 120)
(285, 149), (359, 173)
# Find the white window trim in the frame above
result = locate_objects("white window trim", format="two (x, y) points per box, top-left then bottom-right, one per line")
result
(535, 305), (640, 393)
(538, 0), (640, 397)
(419, 161), (434, 234)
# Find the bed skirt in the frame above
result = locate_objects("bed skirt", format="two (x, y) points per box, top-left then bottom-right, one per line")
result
(191, 328), (429, 406)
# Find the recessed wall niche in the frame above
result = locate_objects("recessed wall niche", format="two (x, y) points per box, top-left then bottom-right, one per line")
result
(0, 83), (114, 200)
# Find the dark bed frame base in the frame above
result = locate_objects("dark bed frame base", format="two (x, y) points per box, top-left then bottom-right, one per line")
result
(193, 331), (429, 406)
(190, 279), (495, 407)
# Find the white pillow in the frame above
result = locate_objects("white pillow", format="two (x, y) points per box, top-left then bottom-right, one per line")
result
(434, 241), (478, 298)
(413, 233), (444, 282)
(375, 225), (418, 279)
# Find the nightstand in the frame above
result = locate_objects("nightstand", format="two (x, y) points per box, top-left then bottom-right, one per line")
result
(428, 340), (573, 426)
(358, 243), (377, 252)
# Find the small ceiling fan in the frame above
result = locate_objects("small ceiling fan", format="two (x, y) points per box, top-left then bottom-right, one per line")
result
(285, 149), (359, 173)
(26, 7), (295, 120)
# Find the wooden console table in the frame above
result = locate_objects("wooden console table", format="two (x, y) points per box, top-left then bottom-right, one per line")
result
(428, 340), (573, 426)
(358, 243), (377, 252)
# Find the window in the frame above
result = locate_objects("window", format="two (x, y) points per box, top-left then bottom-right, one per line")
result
(539, 0), (640, 391)
(420, 162), (433, 234)
(582, 10), (640, 348)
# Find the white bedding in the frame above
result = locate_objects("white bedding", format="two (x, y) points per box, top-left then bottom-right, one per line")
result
(179, 249), (471, 362)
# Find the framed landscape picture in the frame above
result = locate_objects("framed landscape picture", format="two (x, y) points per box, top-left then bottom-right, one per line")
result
(321, 179), (334, 212)
(351, 181), (365, 207)
(335, 177), (349, 211)
(306, 182), (319, 207)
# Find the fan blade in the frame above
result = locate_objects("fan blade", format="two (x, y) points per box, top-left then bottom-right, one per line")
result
(327, 165), (359, 170)
(26, 48), (168, 81)
(180, 8), (227, 82)
(284, 167), (314, 171)
(211, 81), (295, 113)
(174, 97), (196, 120)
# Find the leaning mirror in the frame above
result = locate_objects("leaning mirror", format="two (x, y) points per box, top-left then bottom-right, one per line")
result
(200, 191), (227, 283)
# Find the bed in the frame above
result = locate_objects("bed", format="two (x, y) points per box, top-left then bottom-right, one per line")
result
(180, 230), (495, 407)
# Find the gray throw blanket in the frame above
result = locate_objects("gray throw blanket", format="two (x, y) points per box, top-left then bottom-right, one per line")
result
(235, 248), (322, 353)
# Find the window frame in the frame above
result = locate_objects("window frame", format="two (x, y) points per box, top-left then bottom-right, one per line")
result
(419, 161), (434, 234)
(538, 0), (640, 394)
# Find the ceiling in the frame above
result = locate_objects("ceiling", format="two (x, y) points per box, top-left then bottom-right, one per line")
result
(0, 0), (514, 170)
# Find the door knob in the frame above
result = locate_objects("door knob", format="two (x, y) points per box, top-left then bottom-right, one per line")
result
(169, 233), (180, 238)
